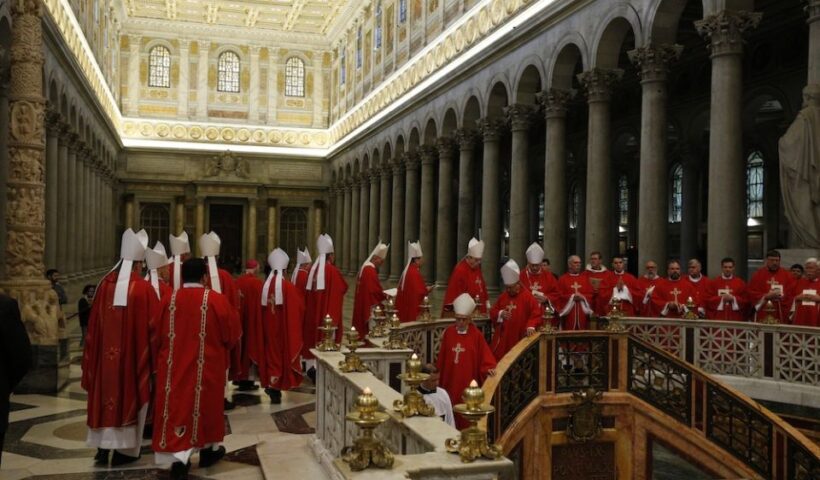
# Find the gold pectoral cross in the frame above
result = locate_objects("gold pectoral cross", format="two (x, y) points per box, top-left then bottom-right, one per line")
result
(452, 343), (465, 364)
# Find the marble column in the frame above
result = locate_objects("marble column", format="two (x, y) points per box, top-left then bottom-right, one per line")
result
(435, 138), (456, 285)
(478, 118), (506, 292)
(44, 111), (60, 269)
(342, 182), (352, 273)
(505, 104), (535, 266)
(196, 41), (210, 119)
(333, 186), (344, 248)
(177, 40), (190, 117)
(247, 198), (257, 261)
(404, 153), (420, 246)
(680, 158), (700, 265)
(74, 153), (85, 272)
(389, 162), (406, 282)
(94, 168), (102, 268)
(312, 51), (325, 128)
(81, 151), (92, 271)
(66, 138), (79, 274)
(56, 127), (70, 270)
(267, 48), (279, 124)
(124, 194), (135, 230)
(578, 68), (622, 257)
(696, 11), (761, 277)
(379, 168), (392, 280)
(629, 44), (682, 274)
(350, 178), (362, 272)
(267, 200), (278, 254)
(419, 146), (437, 282)
(455, 129), (476, 253)
(358, 174), (370, 262)
(126, 35), (140, 116)
(539, 89), (572, 271)
(174, 197), (185, 234)
(249, 46), (261, 122)
(368, 169), (380, 248)
(195, 197), (205, 253)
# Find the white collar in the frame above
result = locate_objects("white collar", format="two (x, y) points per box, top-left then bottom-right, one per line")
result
(721, 275), (734, 280)
(689, 274), (703, 282)
(183, 282), (204, 288)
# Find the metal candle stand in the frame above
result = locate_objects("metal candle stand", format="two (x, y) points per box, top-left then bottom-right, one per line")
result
(393, 353), (436, 417)
(339, 327), (368, 373)
(445, 380), (502, 463)
(316, 314), (339, 351)
(341, 387), (394, 471)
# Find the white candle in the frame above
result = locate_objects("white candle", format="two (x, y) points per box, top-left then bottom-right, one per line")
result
(363, 387), (372, 395)
(469, 379), (478, 388)
(411, 353), (418, 360)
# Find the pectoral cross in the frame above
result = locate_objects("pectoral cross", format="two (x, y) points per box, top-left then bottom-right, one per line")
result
(475, 277), (483, 288)
(452, 343), (465, 364)
(531, 281), (542, 291)
(767, 278), (782, 294)
(506, 303), (517, 312)
(571, 282), (581, 295)
(670, 288), (681, 304)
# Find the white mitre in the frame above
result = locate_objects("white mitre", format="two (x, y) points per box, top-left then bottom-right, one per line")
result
(145, 241), (171, 298)
(113, 228), (149, 307)
(452, 293), (476, 317)
(307, 234), (335, 291)
(400, 241), (423, 289)
(467, 237), (485, 259)
(526, 242), (545, 265)
(291, 247), (312, 283)
(359, 242), (389, 278)
(198, 231), (222, 293)
(501, 259), (521, 286)
(263, 248), (290, 306)
(169, 231), (190, 290)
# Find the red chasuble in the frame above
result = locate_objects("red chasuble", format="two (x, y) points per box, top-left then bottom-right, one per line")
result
(705, 276), (748, 321)
(205, 268), (242, 379)
(489, 288), (542, 360)
(791, 277), (819, 327)
(235, 273), (264, 381)
(352, 264), (386, 337)
(599, 271), (642, 316)
(396, 263), (426, 323)
(685, 275), (711, 316)
(555, 273), (594, 330)
(435, 324), (496, 429)
(650, 278), (698, 317)
(637, 276), (662, 317)
(262, 275), (305, 390)
(584, 267), (610, 316)
(441, 260), (489, 316)
(151, 287), (241, 454)
(303, 262), (348, 359)
(293, 267), (309, 297)
(748, 267), (795, 323)
(148, 280), (174, 371)
(83, 270), (158, 430)
(519, 269), (559, 307)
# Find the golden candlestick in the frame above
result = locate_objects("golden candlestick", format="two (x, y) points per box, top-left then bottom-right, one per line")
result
(369, 305), (389, 338)
(418, 296), (433, 322)
(539, 302), (557, 334)
(316, 314), (339, 351)
(339, 327), (368, 373)
(341, 387), (394, 471)
(383, 313), (407, 350)
(384, 295), (397, 318)
(393, 353), (436, 417)
(608, 297), (624, 318)
(683, 296), (699, 320)
(606, 298), (626, 333)
(761, 300), (779, 324)
(445, 380), (502, 463)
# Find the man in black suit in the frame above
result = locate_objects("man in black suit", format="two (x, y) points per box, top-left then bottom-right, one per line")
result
(0, 294), (32, 466)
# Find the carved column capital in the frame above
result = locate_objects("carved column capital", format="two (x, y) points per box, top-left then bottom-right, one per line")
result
(628, 44), (683, 83)
(504, 104), (536, 131)
(577, 68), (623, 103)
(695, 10), (762, 57)
(419, 145), (437, 165)
(404, 152), (421, 170)
(808, 0), (820, 22)
(45, 109), (62, 136)
(477, 117), (507, 142)
(66, 133), (81, 153)
(127, 34), (142, 52)
(392, 160), (405, 176)
(179, 39), (190, 51)
(436, 137), (455, 157)
(454, 128), (477, 150)
(537, 88), (574, 119)
(369, 168), (382, 184)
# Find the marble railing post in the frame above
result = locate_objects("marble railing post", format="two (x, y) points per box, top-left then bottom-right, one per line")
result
(56, 126), (70, 270)
(44, 111), (60, 269)
(404, 153), (420, 247)
(629, 44), (682, 275)
(66, 136), (79, 274)
(343, 181), (353, 273)
(455, 129), (476, 253)
(435, 138), (456, 285)
(379, 167), (392, 280)
(358, 173), (370, 263)
(578, 68), (622, 258)
(505, 104), (535, 266)
(419, 146), (437, 282)
(368, 169), (380, 248)
(478, 118), (506, 293)
(389, 162), (405, 282)
(538, 89), (572, 273)
(696, 11), (761, 278)
(178, 40), (190, 117)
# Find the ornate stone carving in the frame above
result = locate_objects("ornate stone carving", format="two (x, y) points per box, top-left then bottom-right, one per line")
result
(392, 160), (405, 176)
(537, 88), (574, 119)
(477, 117), (507, 142)
(577, 68), (623, 103)
(454, 128), (476, 150)
(419, 145), (437, 165)
(369, 168), (381, 184)
(695, 10), (762, 56)
(567, 388), (604, 443)
(436, 137), (454, 158)
(204, 150), (250, 178)
(10, 100), (45, 145)
(404, 152), (421, 170)
(504, 103), (535, 131)
(627, 44), (683, 83)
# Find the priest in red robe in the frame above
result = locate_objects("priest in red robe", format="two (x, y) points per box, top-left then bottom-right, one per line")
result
(556, 255), (594, 330)
(151, 258), (241, 479)
(304, 234), (348, 379)
(82, 229), (155, 466)
(290, 247), (312, 296)
(748, 250), (795, 323)
(235, 260), (264, 390)
(489, 260), (542, 360)
(791, 258), (819, 327)
(261, 248), (305, 403)
(599, 256), (642, 316)
(685, 259), (710, 318)
(352, 242), (389, 337)
(396, 241), (430, 323)
(637, 260), (663, 317)
(705, 257), (748, 321)
(520, 242), (559, 309)
(584, 251), (610, 316)
(168, 231), (191, 291)
(436, 293), (496, 429)
(647, 260), (699, 317)
(441, 237), (489, 317)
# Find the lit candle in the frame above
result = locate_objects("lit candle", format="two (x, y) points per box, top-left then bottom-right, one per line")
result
(469, 379), (478, 388)
(363, 386), (372, 395)
(411, 353), (418, 360)
(351, 326), (357, 332)
(687, 296), (693, 303)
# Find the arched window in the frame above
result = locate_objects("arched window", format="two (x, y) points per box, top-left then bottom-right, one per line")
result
(746, 151), (764, 218)
(217, 51), (240, 93)
(356, 26), (363, 69)
(569, 183), (580, 229)
(148, 46), (171, 88)
(340, 47), (346, 85)
(669, 164), (683, 223)
(375, 1), (383, 49)
(140, 203), (170, 247)
(618, 175), (629, 227)
(285, 57), (305, 97)
(399, 0), (407, 23)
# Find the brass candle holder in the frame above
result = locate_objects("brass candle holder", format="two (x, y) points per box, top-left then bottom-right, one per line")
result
(683, 296), (699, 320)
(341, 387), (394, 471)
(369, 305), (389, 338)
(316, 314), (339, 351)
(761, 300), (779, 324)
(606, 298), (626, 333)
(445, 380), (502, 463)
(383, 314), (407, 350)
(339, 327), (368, 373)
(540, 302), (557, 334)
(608, 297), (624, 318)
(418, 296), (433, 322)
(384, 295), (397, 318)
(393, 353), (436, 417)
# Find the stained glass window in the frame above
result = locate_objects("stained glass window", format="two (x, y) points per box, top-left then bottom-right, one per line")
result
(747, 151), (764, 218)
(399, 0), (407, 23)
(148, 46), (171, 88)
(569, 183), (580, 229)
(375, 1), (383, 49)
(285, 57), (305, 97)
(618, 175), (629, 226)
(217, 51), (240, 93)
(670, 163), (683, 223)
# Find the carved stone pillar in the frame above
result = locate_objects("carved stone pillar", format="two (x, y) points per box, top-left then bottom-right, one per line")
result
(126, 35), (141, 116)
(404, 153), (420, 247)
(629, 44), (682, 275)
(505, 104), (535, 266)
(435, 138), (456, 285)
(66, 137), (79, 274)
(696, 10), (761, 277)
(358, 173), (370, 263)
(247, 197), (257, 261)
(332, 186), (343, 249)
(174, 196), (185, 235)
(195, 196), (205, 252)
(578, 68), (622, 257)
(267, 199), (278, 254)
(478, 118), (506, 293)
(44, 110), (59, 269)
(177, 40), (190, 117)
(93, 166), (102, 268)
(379, 168), (392, 280)
(368, 169), (380, 249)
(81, 149), (93, 271)
(196, 41), (210, 119)
(249, 45), (261, 122)
(56, 126), (70, 270)
(455, 129), (476, 253)
(342, 181), (352, 273)
(389, 162), (405, 282)
(419, 146), (437, 282)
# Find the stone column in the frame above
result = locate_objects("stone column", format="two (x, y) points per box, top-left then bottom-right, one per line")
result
(93, 167), (101, 268)
(177, 40), (190, 117)
(44, 111), (60, 269)
(81, 150), (92, 271)
(578, 68), (622, 257)
(124, 194), (135, 230)
(379, 168), (392, 280)
(342, 182), (352, 273)
(505, 104), (535, 266)
(435, 138), (456, 285)
(368, 169), (380, 247)
(66, 138), (79, 274)
(358, 174), (370, 262)
(539, 89), (572, 271)
(196, 41), (210, 119)
(696, 11), (761, 277)
(312, 51), (325, 128)
(478, 118), (506, 292)
(404, 153), (420, 245)
(419, 146), (437, 282)
(389, 162), (405, 282)
(174, 196), (185, 234)
(195, 197), (205, 252)
(267, 199), (278, 253)
(808, 0), (820, 95)
(56, 127), (69, 270)
(126, 35), (141, 116)
(333, 186), (344, 247)
(247, 198), (257, 261)
(249, 46), (260, 122)
(455, 129), (476, 254)
(629, 44), (682, 274)
(267, 48), (279, 124)
(680, 158), (700, 264)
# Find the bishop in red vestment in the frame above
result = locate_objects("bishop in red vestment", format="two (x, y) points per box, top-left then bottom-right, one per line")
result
(637, 261), (663, 317)
(648, 261), (699, 317)
(791, 259), (819, 327)
(748, 250), (795, 323)
(599, 256), (642, 316)
(520, 242), (559, 309)
(556, 256), (594, 330)
(169, 231), (191, 291)
(397, 241), (429, 323)
(83, 229), (154, 466)
(584, 252), (610, 316)
(436, 293), (496, 429)
(290, 247), (312, 296)
(304, 234), (348, 363)
(489, 260), (542, 360)
(441, 238), (489, 316)
(235, 260), (265, 389)
(352, 243), (389, 336)
(151, 259), (241, 477)
(705, 258), (748, 321)
(685, 259), (710, 317)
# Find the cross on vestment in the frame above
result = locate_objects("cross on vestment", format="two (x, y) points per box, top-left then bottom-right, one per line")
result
(531, 281), (541, 291)
(475, 277), (483, 288)
(767, 278), (782, 295)
(571, 282), (581, 296)
(506, 303), (517, 312)
(670, 287), (681, 304)
(452, 343), (465, 364)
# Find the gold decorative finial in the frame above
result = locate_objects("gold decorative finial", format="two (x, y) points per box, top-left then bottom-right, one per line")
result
(683, 296), (698, 320)
(316, 314), (339, 351)
(393, 353), (436, 417)
(445, 380), (502, 462)
(418, 296), (433, 322)
(339, 327), (368, 372)
(761, 300), (779, 324)
(341, 388), (394, 470)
